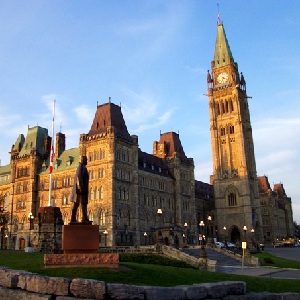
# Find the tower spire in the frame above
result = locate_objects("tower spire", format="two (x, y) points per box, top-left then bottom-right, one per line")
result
(213, 21), (234, 68)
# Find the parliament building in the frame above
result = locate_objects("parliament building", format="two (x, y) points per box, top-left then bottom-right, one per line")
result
(0, 20), (294, 250)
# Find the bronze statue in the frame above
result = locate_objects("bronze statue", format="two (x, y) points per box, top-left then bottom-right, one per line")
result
(71, 156), (90, 223)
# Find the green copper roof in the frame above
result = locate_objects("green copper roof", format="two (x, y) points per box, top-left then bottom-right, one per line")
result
(12, 134), (25, 152)
(40, 147), (80, 174)
(0, 164), (11, 186)
(19, 126), (48, 157)
(213, 23), (234, 68)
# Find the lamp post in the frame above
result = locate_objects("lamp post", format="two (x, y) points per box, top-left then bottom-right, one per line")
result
(27, 212), (34, 247)
(184, 222), (188, 245)
(207, 215), (212, 246)
(243, 225), (247, 241)
(144, 232), (147, 245)
(156, 208), (163, 245)
(241, 225), (247, 274)
(199, 220), (206, 258)
(223, 226), (227, 247)
(103, 230), (108, 247)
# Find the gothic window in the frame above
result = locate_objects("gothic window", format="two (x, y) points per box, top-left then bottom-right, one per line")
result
(99, 210), (105, 225)
(229, 99), (234, 112)
(222, 102), (225, 114)
(23, 182), (28, 192)
(220, 127), (226, 136)
(122, 187), (126, 200)
(225, 100), (229, 113)
(96, 187), (100, 199)
(98, 168), (104, 178)
(228, 193), (237, 206)
(118, 187), (121, 199)
(216, 103), (220, 116)
(62, 195), (67, 205)
(229, 125), (234, 134)
(100, 186), (104, 199)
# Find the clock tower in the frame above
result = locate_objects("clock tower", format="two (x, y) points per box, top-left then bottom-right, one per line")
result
(207, 20), (262, 244)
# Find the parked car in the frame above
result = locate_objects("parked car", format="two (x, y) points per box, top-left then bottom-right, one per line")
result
(226, 242), (236, 248)
(215, 241), (225, 248)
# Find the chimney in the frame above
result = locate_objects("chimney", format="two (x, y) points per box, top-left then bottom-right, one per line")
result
(55, 132), (66, 158)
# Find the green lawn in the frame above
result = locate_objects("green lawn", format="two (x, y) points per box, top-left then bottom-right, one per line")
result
(0, 251), (300, 293)
(253, 251), (300, 269)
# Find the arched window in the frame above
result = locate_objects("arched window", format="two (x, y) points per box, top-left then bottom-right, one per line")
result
(225, 100), (229, 113)
(230, 99), (234, 112)
(99, 210), (105, 225)
(228, 193), (237, 206)
(100, 186), (104, 199)
(220, 127), (226, 136)
(229, 125), (234, 134)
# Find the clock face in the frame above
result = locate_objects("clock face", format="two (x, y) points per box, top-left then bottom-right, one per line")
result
(217, 72), (229, 84)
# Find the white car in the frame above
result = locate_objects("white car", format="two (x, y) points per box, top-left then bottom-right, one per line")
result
(226, 242), (236, 248)
(215, 241), (225, 248)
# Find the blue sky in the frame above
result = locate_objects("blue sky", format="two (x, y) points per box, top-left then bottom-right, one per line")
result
(1, 1), (300, 222)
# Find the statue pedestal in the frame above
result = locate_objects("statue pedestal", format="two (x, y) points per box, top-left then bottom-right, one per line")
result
(62, 224), (99, 253)
(44, 224), (119, 268)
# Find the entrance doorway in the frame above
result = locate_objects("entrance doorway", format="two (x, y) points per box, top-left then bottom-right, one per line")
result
(230, 226), (241, 244)
(19, 238), (25, 250)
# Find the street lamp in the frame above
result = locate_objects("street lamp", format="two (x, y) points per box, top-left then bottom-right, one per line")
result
(27, 212), (34, 247)
(103, 230), (108, 247)
(144, 232), (147, 245)
(184, 222), (188, 245)
(243, 225), (247, 241)
(199, 220), (206, 258)
(242, 225), (248, 274)
(223, 226), (227, 247)
(207, 215), (212, 246)
(157, 208), (163, 241)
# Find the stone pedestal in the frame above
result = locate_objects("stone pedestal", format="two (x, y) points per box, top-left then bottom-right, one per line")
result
(44, 253), (119, 268)
(62, 224), (99, 253)
(44, 224), (119, 268)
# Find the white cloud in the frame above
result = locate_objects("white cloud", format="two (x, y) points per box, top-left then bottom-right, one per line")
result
(121, 87), (174, 134)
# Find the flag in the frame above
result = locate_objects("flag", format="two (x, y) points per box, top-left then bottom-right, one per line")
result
(49, 144), (54, 174)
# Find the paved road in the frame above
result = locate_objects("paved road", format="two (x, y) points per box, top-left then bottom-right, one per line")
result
(185, 246), (300, 279)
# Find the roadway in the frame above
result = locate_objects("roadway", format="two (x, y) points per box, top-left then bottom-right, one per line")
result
(185, 246), (300, 279)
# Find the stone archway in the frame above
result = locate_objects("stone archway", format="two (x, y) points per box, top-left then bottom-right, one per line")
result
(230, 226), (240, 244)
(19, 238), (25, 250)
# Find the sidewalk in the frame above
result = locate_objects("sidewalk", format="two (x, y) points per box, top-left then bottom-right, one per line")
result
(225, 265), (300, 279)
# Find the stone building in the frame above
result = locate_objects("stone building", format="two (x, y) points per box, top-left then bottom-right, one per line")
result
(0, 101), (202, 250)
(0, 18), (294, 251)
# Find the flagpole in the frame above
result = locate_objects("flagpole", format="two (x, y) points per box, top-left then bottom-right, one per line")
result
(48, 100), (56, 207)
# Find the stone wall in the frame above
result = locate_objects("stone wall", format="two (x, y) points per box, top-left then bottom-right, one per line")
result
(161, 245), (217, 271)
(1, 266), (300, 299)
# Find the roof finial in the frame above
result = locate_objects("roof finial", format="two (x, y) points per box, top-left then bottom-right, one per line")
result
(109, 97), (111, 103)
(217, 3), (222, 25)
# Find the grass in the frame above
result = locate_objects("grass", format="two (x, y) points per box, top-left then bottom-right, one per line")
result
(0, 250), (300, 293)
(253, 251), (300, 269)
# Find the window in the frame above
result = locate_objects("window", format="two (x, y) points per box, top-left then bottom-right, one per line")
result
(220, 127), (226, 136)
(100, 186), (104, 199)
(229, 125), (234, 134)
(228, 193), (237, 206)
